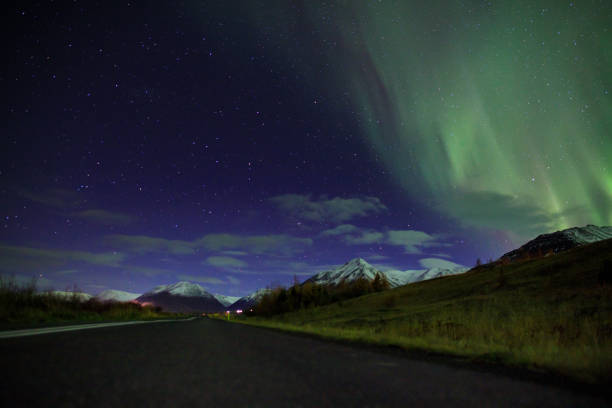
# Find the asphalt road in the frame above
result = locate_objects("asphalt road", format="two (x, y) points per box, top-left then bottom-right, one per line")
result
(0, 317), (608, 407)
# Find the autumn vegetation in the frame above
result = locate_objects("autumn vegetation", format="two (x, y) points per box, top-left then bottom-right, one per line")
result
(0, 277), (175, 329)
(235, 239), (612, 385)
(253, 273), (390, 316)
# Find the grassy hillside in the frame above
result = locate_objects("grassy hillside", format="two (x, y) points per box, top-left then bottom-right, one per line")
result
(237, 239), (612, 384)
(0, 277), (178, 329)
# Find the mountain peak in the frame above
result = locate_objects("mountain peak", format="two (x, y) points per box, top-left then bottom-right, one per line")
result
(146, 281), (213, 298)
(501, 224), (612, 262)
(137, 281), (224, 312)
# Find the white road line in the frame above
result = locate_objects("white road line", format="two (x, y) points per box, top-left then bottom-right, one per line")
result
(0, 316), (198, 339)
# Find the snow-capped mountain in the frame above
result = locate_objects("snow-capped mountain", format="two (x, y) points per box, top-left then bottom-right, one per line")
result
(303, 258), (468, 288)
(229, 288), (272, 311)
(213, 294), (241, 307)
(95, 289), (140, 302)
(135, 281), (225, 313)
(145, 281), (216, 298)
(409, 266), (469, 282)
(304, 258), (389, 286)
(501, 224), (612, 262)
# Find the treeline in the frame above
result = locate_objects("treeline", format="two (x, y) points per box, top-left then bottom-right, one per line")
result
(0, 276), (167, 325)
(252, 274), (390, 316)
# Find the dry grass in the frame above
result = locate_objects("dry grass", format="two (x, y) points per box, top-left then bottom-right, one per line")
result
(235, 239), (612, 384)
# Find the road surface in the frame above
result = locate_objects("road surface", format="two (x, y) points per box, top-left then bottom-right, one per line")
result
(0, 317), (608, 407)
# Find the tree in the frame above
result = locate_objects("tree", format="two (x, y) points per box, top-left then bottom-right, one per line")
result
(476, 258), (482, 267)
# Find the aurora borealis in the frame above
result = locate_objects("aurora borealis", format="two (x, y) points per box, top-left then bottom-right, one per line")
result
(246, 0), (612, 238)
(2, 1), (611, 296)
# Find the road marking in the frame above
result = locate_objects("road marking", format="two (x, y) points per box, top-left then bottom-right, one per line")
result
(0, 317), (198, 339)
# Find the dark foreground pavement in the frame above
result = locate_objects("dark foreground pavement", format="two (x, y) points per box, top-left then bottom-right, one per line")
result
(0, 317), (608, 407)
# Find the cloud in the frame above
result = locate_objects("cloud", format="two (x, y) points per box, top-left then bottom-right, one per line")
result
(270, 194), (387, 223)
(105, 233), (312, 257)
(105, 235), (194, 255)
(418, 258), (466, 269)
(362, 254), (389, 261)
(205, 256), (248, 269)
(321, 224), (384, 245)
(220, 250), (248, 256)
(72, 209), (134, 225)
(130, 266), (171, 277)
(437, 190), (554, 239)
(177, 274), (226, 285)
(345, 231), (385, 245)
(320, 224), (360, 236)
(55, 269), (79, 275)
(226, 275), (240, 285)
(321, 225), (448, 254)
(196, 234), (312, 255)
(0, 245), (126, 270)
(386, 230), (438, 254)
(18, 188), (82, 209)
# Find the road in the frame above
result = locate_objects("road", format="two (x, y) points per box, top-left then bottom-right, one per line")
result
(0, 317), (607, 407)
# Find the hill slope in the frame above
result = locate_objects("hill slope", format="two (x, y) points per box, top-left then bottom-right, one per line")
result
(241, 239), (612, 383)
(501, 224), (612, 262)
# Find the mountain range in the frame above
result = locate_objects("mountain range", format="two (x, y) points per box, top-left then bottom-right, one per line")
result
(95, 289), (140, 302)
(304, 258), (469, 288)
(44, 224), (611, 313)
(134, 281), (226, 313)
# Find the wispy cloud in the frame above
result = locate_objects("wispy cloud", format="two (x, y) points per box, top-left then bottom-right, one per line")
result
(130, 266), (172, 277)
(205, 256), (248, 268)
(437, 190), (554, 239)
(196, 233), (312, 255)
(270, 194), (387, 223)
(320, 225), (448, 254)
(0, 245), (126, 269)
(226, 275), (240, 285)
(386, 230), (438, 254)
(72, 209), (134, 225)
(18, 188), (82, 210)
(106, 233), (312, 257)
(418, 257), (466, 269)
(177, 274), (226, 285)
(105, 235), (195, 255)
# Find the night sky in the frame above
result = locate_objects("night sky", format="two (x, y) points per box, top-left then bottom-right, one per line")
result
(2, 1), (611, 297)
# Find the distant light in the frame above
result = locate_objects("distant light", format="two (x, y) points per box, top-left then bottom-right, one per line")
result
(226, 310), (230, 314)
(236, 309), (242, 314)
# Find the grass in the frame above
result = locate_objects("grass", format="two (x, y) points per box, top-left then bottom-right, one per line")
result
(231, 239), (612, 385)
(0, 277), (183, 330)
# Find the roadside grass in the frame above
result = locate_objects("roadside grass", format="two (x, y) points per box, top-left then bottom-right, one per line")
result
(0, 277), (179, 329)
(233, 239), (612, 384)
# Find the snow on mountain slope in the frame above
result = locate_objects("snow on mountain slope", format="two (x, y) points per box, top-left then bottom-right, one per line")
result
(501, 224), (612, 262)
(410, 266), (469, 282)
(229, 288), (272, 311)
(136, 281), (225, 313)
(145, 281), (216, 298)
(95, 289), (140, 302)
(303, 258), (468, 288)
(214, 294), (241, 307)
(381, 269), (423, 287)
(304, 258), (386, 286)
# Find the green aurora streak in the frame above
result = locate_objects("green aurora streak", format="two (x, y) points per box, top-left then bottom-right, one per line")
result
(344, 1), (612, 239)
(242, 0), (612, 240)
